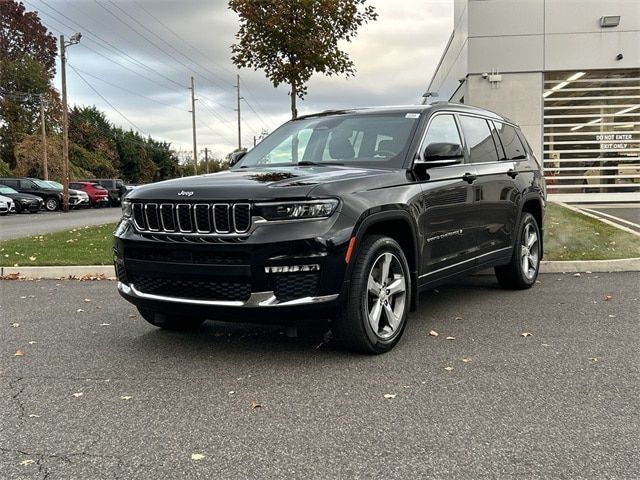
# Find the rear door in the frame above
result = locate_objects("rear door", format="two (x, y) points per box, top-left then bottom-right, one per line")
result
(417, 113), (479, 281)
(457, 115), (516, 259)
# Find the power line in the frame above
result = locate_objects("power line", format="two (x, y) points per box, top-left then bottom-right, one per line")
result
(67, 63), (147, 134)
(67, 64), (187, 113)
(34, 0), (187, 90)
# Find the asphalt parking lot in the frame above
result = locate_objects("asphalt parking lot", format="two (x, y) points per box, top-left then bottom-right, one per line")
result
(1, 272), (639, 479)
(0, 208), (122, 241)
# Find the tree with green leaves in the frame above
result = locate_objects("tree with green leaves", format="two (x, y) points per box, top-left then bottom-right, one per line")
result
(229, 0), (377, 119)
(0, 0), (58, 166)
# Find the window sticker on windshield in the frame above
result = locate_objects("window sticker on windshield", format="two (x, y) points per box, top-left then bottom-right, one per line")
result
(405, 113), (420, 118)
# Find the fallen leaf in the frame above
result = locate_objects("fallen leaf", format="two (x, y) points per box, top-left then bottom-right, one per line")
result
(454, 316), (463, 321)
(120, 395), (132, 400)
(191, 453), (205, 461)
(14, 350), (25, 357)
(2, 272), (19, 280)
(28, 414), (40, 418)
(428, 330), (439, 337)
(589, 357), (598, 362)
(29, 256), (36, 261)
(72, 392), (83, 398)
(228, 391), (235, 395)
(76, 308), (84, 313)
(100, 323), (111, 326)
(444, 366), (454, 371)
(128, 314), (136, 318)
(20, 296), (26, 299)
(604, 295), (612, 301)
(28, 341), (37, 345)
(19, 459), (35, 466)
(445, 336), (455, 340)
(10, 322), (19, 327)
(250, 401), (263, 409)
(84, 298), (92, 303)
(383, 393), (397, 399)
(521, 332), (533, 337)
(573, 273), (581, 277)
(608, 314), (616, 318)
(461, 358), (471, 363)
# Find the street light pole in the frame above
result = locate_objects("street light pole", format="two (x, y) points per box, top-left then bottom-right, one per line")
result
(59, 33), (81, 212)
(40, 94), (48, 180)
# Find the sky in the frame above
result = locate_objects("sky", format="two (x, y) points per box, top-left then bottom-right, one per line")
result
(23, 0), (454, 160)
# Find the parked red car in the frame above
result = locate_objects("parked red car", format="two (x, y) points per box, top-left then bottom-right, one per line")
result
(69, 181), (110, 208)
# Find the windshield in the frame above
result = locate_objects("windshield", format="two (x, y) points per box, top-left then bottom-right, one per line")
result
(45, 181), (63, 189)
(33, 179), (56, 189)
(0, 186), (17, 194)
(235, 113), (420, 169)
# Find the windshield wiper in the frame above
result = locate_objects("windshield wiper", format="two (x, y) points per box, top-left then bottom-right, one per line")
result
(296, 161), (343, 166)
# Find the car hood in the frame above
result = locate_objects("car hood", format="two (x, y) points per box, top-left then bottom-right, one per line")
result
(2, 192), (41, 202)
(0, 194), (13, 203)
(128, 166), (403, 201)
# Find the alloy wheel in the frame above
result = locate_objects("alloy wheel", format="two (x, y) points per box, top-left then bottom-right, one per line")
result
(520, 222), (539, 280)
(366, 252), (407, 340)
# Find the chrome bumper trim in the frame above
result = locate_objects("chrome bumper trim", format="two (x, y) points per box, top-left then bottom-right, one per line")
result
(118, 282), (339, 307)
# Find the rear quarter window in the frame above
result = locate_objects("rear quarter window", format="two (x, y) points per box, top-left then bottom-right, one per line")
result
(494, 122), (526, 160)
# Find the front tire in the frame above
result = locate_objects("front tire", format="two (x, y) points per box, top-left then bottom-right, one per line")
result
(495, 212), (541, 289)
(137, 307), (205, 330)
(333, 235), (411, 354)
(44, 196), (60, 211)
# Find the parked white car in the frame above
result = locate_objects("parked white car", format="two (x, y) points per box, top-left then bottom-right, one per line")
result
(0, 194), (16, 215)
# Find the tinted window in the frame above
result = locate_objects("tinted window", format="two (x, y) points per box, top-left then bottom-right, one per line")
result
(421, 114), (462, 157)
(1, 179), (18, 188)
(494, 122), (526, 160)
(459, 115), (499, 163)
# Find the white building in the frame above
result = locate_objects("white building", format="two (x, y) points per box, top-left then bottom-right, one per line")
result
(425, 0), (640, 202)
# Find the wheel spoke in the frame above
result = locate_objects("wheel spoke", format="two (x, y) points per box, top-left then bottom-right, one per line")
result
(369, 301), (383, 332)
(383, 303), (400, 330)
(380, 253), (392, 284)
(367, 275), (382, 296)
(522, 224), (530, 246)
(387, 275), (406, 296)
(528, 254), (538, 269)
(522, 254), (529, 273)
(527, 231), (537, 249)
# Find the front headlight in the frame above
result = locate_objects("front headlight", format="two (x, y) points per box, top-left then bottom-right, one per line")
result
(121, 199), (132, 218)
(256, 199), (339, 221)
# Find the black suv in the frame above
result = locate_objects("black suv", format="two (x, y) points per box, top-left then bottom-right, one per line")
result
(114, 104), (545, 353)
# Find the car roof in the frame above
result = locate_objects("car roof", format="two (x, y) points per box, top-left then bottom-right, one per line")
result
(295, 102), (516, 125)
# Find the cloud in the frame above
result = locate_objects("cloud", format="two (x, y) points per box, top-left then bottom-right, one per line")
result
(28, 0), (453, 158)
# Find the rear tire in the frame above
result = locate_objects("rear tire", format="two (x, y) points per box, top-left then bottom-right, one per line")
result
(333, 235), (411, 354)
(137, 307), (205, 330)
(495, 212), (541, 289)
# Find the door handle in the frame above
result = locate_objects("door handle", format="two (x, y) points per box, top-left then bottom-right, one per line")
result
(507, 169), (519, 178)
(462, 172), (477, 184)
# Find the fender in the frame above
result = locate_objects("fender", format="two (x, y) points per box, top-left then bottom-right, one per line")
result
(342, 207), (420, 311)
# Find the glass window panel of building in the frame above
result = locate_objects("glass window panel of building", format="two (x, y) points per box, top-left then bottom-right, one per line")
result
(543, 68), (640, 197)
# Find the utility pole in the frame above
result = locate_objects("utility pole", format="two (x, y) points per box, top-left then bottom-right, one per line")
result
(204, 147), (209, 174)
(40, 94), (48, 180)
(235, 74), (242, 150)
(189, 76), (197, 175)
(59, 33), (81, 212)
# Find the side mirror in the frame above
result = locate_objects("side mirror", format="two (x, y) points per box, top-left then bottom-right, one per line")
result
(422, 142), (464, 165)
(228, 150), (247, 168)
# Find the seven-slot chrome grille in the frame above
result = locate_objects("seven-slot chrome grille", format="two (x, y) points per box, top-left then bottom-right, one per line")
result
(132, 202), (251, 235)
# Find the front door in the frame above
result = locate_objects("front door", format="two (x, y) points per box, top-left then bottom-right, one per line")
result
(416, 113), (479, 281)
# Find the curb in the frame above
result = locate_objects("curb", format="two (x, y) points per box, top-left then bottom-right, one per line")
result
(2, 259), (639, 280)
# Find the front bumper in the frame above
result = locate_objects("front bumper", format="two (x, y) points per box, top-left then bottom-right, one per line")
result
(113, 213), (354, 317)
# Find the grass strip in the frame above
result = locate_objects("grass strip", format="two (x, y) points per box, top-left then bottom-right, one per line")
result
(544, 202), (640, 261)
(0, 223), (115, 266)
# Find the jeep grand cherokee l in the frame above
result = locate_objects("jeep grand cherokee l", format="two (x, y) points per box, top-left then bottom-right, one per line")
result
(114, 103), (545, 353)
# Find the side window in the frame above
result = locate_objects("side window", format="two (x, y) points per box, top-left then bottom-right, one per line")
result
(421, 114), (462, 158)
(494, 122), (526, 160)
(1, 179), (18, 188)
(21, 180), (35, 190)
(458, 115), (500, 163)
